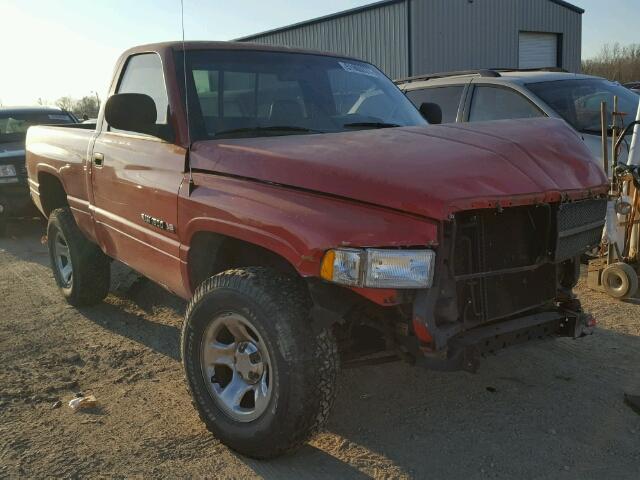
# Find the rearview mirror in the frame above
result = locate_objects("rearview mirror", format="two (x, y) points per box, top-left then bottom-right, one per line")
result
(105, 93), (159, 136)
(419, 102), (443, 125)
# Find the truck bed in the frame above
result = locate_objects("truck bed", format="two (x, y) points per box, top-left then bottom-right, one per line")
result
(25, 124), (97, 235)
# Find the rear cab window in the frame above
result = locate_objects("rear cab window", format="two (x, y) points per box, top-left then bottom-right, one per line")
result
(468, 85), (544, 122)
(405, 86), (465, 123)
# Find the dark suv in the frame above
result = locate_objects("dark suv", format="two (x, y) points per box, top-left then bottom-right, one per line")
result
(0, 106), (76, 233)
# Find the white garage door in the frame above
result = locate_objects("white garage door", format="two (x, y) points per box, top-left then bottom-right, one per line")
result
(519, 32), (559, 69)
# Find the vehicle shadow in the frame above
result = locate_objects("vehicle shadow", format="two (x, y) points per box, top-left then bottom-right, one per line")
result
(77, 300), (182, 362)
(212, 328), (635, 478)
(78, 262), (186, 361)
(315, 328), (640, 479)
(109, 261), (186, 318)
(242, 445), (372, 480)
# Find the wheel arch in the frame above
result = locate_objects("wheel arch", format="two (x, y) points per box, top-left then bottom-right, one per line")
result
(37, 170), (68, 217)
(185, 227), (307, 294)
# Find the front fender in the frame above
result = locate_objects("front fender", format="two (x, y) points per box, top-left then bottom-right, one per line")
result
(178, 174), (438, 302)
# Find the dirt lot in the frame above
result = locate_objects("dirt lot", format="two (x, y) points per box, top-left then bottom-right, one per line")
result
(1, 219), (639, 479)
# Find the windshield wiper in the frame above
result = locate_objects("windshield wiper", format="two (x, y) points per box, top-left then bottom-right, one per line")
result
(343, 122), (401, 129)
(213, 126), (321, 137)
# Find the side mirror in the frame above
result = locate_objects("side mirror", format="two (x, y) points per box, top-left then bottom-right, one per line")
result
(419, 102), (443, 125)
(105, 93), (158, 136)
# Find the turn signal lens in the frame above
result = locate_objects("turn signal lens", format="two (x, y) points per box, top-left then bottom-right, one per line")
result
(320, 249), (362, 286)
(320, 249), (335, 281)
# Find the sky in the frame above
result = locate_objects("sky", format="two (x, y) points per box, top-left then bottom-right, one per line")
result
(0, 0), (637, 106)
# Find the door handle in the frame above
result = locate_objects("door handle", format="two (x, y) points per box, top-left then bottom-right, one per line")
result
(93, 152), (104, 167)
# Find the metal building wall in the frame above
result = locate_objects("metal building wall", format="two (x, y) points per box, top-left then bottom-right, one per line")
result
(237, 1), (410, 80)
(410, 0), (582, 75)
(237, 0), (582, 78)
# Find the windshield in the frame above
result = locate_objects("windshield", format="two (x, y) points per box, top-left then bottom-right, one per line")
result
(0, 111), (75, 143)
(180, 50), (426, 140)
(527, 78), (640, 135)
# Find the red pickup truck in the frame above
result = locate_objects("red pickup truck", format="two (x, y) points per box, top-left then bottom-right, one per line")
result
(27, 42), (608, 458)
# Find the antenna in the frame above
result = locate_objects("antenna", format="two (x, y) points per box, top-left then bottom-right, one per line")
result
(181, 0), (195, 194)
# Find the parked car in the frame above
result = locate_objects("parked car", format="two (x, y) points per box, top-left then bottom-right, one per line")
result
(397, 69), (640, 169)
(0, 106), (76, 234)
(624, 81), (640, 94)
(27, 42), (608, 459)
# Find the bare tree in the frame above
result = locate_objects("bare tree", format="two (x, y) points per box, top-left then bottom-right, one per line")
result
(73, 96), (99, 118)
(55, 96), (76, 112)
(583, 43), (640, 83)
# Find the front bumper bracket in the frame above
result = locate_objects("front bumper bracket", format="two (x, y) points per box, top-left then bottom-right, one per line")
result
(415, 310), (594, 373)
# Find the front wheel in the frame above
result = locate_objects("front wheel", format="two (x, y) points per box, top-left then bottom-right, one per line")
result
(47, 207), (111, 306)
(181, 267), (339, 459)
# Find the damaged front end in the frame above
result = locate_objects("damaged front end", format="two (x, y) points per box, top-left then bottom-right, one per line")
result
(411, 197), (606, 372)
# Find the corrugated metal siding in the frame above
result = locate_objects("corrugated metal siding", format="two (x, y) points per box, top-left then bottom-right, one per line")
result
(237, 2), (409, 79)
(239, 0), (582, 78)
(410, 0), (582, 75)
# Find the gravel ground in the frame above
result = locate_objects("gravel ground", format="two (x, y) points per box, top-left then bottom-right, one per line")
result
(1, 219), (639, 479)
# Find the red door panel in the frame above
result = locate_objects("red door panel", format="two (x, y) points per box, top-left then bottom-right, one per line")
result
(91, 131), (187, 295)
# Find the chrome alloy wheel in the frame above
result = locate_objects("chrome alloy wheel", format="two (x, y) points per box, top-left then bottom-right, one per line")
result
(200, 312), (273, 422)
(53, 230), (73, 287)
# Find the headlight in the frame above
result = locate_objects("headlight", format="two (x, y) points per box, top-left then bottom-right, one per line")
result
(0, 164), (17, 177)
(320, 248), (435, 289)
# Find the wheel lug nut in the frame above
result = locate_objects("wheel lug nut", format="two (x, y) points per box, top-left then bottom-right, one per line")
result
(249, 352), (261, 363)
(210, 375), (216, 383)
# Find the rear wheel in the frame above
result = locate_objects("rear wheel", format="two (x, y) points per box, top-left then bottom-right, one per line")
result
(47, 207), (111, 306)
(181, 267), (339, 459)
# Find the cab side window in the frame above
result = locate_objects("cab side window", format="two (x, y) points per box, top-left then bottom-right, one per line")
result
(469, 86), (543, 122)
(406, 86), (464, 124)
(116, 53), (169, 127)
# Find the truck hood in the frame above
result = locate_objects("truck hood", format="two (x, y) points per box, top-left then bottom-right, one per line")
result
(190, 118), (608, 220)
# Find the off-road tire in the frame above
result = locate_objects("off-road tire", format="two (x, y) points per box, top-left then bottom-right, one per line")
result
(47, 207), (111, 306)
(181, 267), (339, 459)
